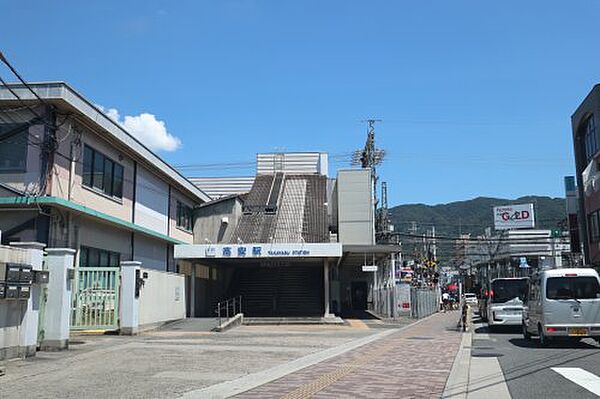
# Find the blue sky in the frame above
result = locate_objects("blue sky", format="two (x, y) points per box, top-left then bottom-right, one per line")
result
(2, 1), (598, 205)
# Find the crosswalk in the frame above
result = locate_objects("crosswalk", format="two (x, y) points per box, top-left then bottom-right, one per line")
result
(552, 367), (600, 397)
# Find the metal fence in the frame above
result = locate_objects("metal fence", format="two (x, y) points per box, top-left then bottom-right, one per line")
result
(410, 288), (440, 319)
(371, 285), (440, 319)
(372, 286), (395, 318)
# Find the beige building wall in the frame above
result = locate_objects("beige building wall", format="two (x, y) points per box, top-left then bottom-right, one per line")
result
(50, 120), (135, 223)
(78, 218), (133, 261)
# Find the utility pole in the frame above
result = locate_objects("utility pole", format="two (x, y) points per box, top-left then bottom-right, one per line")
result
(431, 225), (437, 261)
(377, 181), (391, 240)
(352, 119), (386, 237)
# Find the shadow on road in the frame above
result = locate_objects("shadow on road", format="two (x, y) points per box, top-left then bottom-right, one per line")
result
(508, 337), (599, 350)
(474, 325), (520, 334)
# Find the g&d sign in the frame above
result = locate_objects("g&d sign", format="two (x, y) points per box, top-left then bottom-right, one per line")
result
(493, 203), (535, 230)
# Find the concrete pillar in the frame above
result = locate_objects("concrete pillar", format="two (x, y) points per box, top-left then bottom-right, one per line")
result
(41, 248), (75, 351)
(324, 259), (331, 317)
(190, 264), (196, 318)
(10, 242), (45, 357)
(120, 261), (141, 335)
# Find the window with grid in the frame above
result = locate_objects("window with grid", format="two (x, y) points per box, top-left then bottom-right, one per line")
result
(79, 246), (120, 267)
(584, 116), (598, 162)
(82, 144), (124, 199)
(176, 201), (193, 231)
(589, 210), (600, 243)
(0, 123), (29, 172)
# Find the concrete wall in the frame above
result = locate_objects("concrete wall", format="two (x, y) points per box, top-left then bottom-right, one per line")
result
(194, 197), (243, 244)
(0, 243), (44, 360)
(257, 152), (328, 176)
(336, 169), (375, 245)
(138, 268), (186, 330)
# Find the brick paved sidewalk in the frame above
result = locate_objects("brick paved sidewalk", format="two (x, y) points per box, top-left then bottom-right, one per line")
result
(235, 311), (463, 399)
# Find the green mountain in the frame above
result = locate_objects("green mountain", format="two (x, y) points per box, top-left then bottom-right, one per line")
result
(388, 196), (567, 262)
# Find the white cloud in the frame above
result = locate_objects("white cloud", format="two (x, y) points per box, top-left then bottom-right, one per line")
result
(95, 104), (182, 152)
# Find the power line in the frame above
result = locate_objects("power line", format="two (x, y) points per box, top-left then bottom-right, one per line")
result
(394, 231), (568, 244)
(0, 51), (53, 108)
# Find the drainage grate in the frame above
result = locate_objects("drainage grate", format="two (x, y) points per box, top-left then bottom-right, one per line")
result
(406, 337), (434, 340)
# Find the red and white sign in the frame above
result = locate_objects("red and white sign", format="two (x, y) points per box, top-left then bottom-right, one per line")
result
(493, 203), (535, 230)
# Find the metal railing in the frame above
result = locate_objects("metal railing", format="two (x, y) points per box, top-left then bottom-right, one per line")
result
(215, 296), (242, 327)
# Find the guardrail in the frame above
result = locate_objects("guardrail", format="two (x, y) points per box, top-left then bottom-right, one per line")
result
(215, 295), (242, 327)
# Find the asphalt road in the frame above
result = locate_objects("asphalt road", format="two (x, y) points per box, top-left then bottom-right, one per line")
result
(472, 315), (600, 398)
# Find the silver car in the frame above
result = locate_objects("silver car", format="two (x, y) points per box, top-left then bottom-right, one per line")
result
(523, 268), (600, 346)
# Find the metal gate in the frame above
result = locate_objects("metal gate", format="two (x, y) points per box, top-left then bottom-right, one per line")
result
(71, 267), (120, 330)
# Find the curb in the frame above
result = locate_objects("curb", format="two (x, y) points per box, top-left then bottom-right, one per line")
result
(442, 307), (474, 399)
(442, 330), (472, 399)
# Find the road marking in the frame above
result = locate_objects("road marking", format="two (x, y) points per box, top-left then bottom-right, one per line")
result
(552, 367), (600, 397)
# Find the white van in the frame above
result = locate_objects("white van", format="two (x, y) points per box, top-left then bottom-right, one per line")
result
(523, 268), (600, 346)
(487, 277), (529, 330)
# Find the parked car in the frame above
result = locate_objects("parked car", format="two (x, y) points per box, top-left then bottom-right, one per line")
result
(523, 268), (600, 346)
(464, 293), (478, 306)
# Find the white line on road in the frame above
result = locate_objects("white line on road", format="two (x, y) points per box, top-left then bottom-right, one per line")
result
(552, 367), (600, 397)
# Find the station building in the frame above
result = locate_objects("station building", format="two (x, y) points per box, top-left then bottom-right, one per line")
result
(176, 153), (399, 319)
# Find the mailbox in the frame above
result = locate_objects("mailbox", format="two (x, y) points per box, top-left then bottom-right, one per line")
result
(0, 264), (35, 301)
(19, 266), (33, 284)
(5, 285), (18, 299)
(18, 286), (30, 300)
(33, 270), (50, 284)
(6, 265), (21, 282)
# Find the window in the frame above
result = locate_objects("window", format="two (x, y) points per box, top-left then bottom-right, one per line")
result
(0, 123), (28, 172)
(584, 116), (598, 162)
(79, 246), (120, 267)
(490, 279), (529, 303)
(82, 144), (124, 199)
(589, 210), (600, 243)
(547, 277), (600, 300)
(176, 201), (193, 231)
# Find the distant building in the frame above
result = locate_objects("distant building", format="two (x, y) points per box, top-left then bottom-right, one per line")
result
(467, 229), (570, 282)
(571, 85), (600, 265)
(564, 176), (582, 263)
